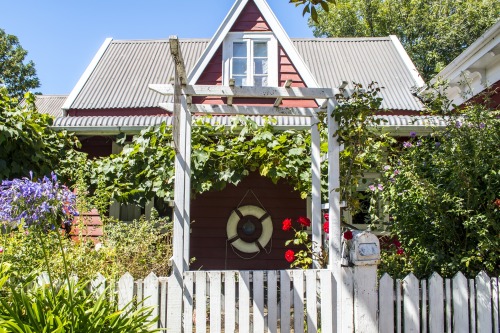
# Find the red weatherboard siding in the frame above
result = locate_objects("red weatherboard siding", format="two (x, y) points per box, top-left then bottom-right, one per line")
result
(230, 0), (271, 32)
(190, 172), (306, 270)
(79, 136), (113, 158)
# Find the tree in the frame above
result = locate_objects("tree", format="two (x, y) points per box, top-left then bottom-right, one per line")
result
(309, 0), (499, 81)
(0, 28), (40, 99)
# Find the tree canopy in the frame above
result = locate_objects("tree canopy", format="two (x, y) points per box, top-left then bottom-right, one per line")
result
(309, 0), (499, 81)
(0, 28), (40, 99)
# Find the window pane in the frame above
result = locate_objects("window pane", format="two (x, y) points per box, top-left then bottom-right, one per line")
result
(254, 59), (268, 75)
(233, 42), (247, 57)
(254, 76), (268, 87)
(254, 42), (268, 57)
(233, 76), (246, 86)
(232, 58), (247, 75)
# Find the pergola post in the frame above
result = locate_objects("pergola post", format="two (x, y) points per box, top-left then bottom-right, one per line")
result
(311, 117), (322, 268)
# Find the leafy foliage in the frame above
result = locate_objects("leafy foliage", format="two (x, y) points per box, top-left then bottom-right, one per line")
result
(376, 103), (500, 278)
(0, 29), (40, 99)
(0, 89), (83, 182)
(289, 0), (336, 22)
(310, 0), (499, 81)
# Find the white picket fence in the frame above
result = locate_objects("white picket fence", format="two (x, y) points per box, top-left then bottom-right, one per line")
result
(87, 269), (499, 332)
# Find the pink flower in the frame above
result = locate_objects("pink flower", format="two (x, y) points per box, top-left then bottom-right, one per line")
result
(323, 221), (329, 233)
(285, 249), (295, 263)
(282, 218), (292, 231)
(297, 216), (311, 227)
(343, 230), (353, 240)
(0, 247), (3, 254)
(377, 184), (384, 191)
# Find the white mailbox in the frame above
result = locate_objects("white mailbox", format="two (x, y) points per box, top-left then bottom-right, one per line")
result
(349, 231), (381, 266)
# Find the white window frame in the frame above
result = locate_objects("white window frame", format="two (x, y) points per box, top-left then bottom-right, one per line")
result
(222, 32), (278, 87)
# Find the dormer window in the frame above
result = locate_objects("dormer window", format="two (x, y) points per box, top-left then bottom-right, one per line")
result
(223, 32), (278, 87)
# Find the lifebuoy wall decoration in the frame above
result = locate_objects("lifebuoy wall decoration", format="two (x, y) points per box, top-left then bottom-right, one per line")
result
(226, 205), (273, 254)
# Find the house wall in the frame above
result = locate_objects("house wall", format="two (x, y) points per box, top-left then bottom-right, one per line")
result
(190, 172), (307, 270)
(79, 136), (113, 158)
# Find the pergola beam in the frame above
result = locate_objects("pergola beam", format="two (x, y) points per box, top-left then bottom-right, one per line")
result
(150, 83), (338, 99)
(159, 103), (317, 117)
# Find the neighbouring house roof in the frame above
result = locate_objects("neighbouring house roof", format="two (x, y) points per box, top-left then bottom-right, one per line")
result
(430, 20), (500, 107)
(20, 95), (67, 118)
(62, 37), (425, 113)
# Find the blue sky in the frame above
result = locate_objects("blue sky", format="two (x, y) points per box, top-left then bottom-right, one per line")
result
(0, 0), (315, 95)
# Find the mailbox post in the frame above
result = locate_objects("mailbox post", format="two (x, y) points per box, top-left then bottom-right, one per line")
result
(345, 231), (381, 333)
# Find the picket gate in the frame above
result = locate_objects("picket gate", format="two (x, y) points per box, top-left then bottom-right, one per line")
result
(84, 269), (500, 332)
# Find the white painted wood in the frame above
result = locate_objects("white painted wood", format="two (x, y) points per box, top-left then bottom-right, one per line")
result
(167, 273), (184, 332)
(403, 273), (420, 333)
(476, 271), (492, 332)
(159, 103), (318, 117)
(445, 278), (452, 333)
(492, 277), (498, 333)
(340, 267), (354, 333)
(143, 273), (159, 326)
(224, 271), (237, 333)
(195, 272), (207, 333)
(453, 272), (469, 333)
(253, 271), (265, 333)
(320, 270), (334, 333)
(305, 270), (318, 333)
(311, 121), (322, 269)
(428, 272), (444, 333)
(182, 105), (192, 272)
(421, 280), (427, 333)
(239, 271), (251, 333)
(353, 265), (378, 333)
(117, 273), (134, 312)
(209, 271), (222, 333)
(136, 279), (143, 305)
(159, 277), (168, 329)
(267, 271), (278, 333)
(396, 279), (402, 333)
(280, 270), (292, 333)
(469, 279), (476, 333)
(327, 98), (342, 333)
(293, 270), (305, 333)
(150, 84), (338, 99)
(91, 273), (106, 297)
(379, 273), (395, 333)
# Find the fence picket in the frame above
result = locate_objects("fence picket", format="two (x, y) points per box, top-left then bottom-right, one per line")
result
(280, 270), (292, 333)
(195, 271), (207, 333)
(305, 270), (318, 333)
(421, 280), (427, 333)
(224, 271), (237, 333)
(91, 273), (106, 297)
(239, 271), (251, 333)
(159, 276), (168, 330)
(445, 278), (451, 333)
(396, 279), (402, 333)
(253, 271), (265, 333)
(379, 273), (394, 333)
(209, 271), (222, 333)
(469, 279), (476, 333)
(341, 267), (354, 333)
(320, 270), (334, 333)
(182, 274), (193, 332)
(118, 272), (134, 312)
(403, 273), (420, 333)
(429, 272), (444, 333)
(476, 271), (492, 332)
(143, 272), (159, 327)
(267, 271), (278, 333)
(492, 277), (498, 333)
(292, 270), (305, 333)
(452, 272), (469, 333)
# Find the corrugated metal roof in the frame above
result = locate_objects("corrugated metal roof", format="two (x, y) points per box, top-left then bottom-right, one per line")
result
(292, 38), (424, 111)
(20, 95), (67, 117)
(52, 114), (445, 136)
(68, 37), (424, 112)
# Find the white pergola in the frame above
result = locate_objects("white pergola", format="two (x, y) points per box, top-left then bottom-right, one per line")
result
(149, 36), (343, 332)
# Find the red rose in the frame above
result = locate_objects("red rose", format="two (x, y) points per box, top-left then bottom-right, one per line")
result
(297, 216), (311, 227)
(282, 218), (292, 231)
(396, 248), (404, 255)
(343, 230), (353, 240)
(323, 213), (329, 221)
(323, 221), (329, 233)
(285, 249), (295, 263)
(494, 198), (500, 208)
(393, 240), (401, 248)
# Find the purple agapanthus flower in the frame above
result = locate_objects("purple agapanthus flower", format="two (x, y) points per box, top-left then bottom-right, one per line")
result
(410, 131), (417, 138)
(455, 120), (462, 128)
(479, 123), (486, 129)
(403, 141), (413, 148)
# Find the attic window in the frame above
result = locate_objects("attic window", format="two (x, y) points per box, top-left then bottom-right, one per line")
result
(223, 32), (278, 87)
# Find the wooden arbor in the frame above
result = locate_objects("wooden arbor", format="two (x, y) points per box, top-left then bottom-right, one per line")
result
(149, 36), (343, 331)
